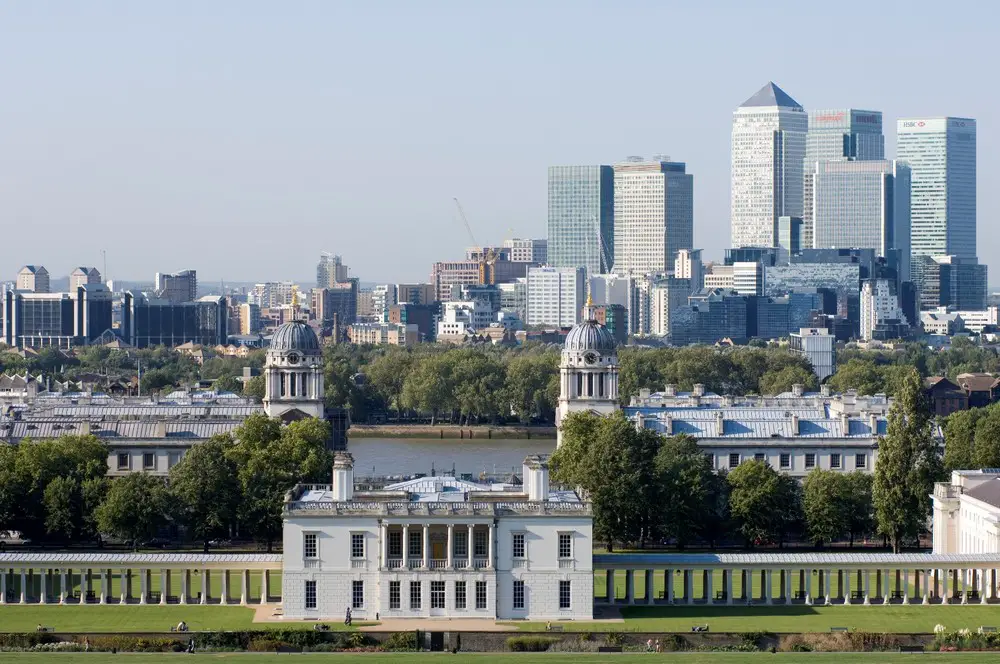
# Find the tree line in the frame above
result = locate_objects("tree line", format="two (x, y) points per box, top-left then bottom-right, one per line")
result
(552, 371), (942, 553)
(0, 413), (331, 551)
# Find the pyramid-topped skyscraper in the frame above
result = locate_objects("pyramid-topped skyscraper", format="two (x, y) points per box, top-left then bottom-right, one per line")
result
(730, 82), (807, 249)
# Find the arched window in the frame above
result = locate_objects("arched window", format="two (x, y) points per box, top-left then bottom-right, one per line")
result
(280, 373), (286, 397)
(587, 373), (594, 397)
(301, 373), (308, 398)
(598, 373), (605, 398)
(576, 373), (583, 397)
(290, 372), (297, 397)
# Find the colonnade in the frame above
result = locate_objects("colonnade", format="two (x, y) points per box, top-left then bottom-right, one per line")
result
(0, 566), (281, 605)
(379, 522), (495, 570)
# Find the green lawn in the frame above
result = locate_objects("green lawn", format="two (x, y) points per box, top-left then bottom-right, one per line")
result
(512, 605), (1000, 633)
(1, 655), (999, 663)
(0, 605), (362, 632)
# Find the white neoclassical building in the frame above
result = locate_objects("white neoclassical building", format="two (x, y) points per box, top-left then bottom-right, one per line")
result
(555, 303), (619, 447)
(933, 469), (1000, 555)
(280, 453), (594, 621)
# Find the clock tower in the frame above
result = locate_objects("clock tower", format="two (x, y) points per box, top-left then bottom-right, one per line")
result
(263, 321), (325, 421)
(556, 300), (619, 447)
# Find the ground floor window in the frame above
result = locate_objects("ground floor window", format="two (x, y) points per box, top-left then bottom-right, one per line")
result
(455, 581), (466, 609)
(559, 580), (571, 609)
(475, 581), (487, 609)
(389, 581), (400, 609)
(431, 581), (445, 609)
(513, 579), (525, 609)
(304, 580), (316, 609)
(410, 581), (422, 609)
(352, 580), (364, 609)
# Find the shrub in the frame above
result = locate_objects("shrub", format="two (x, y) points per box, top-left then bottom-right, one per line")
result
(382, 631), (417, 651)
(662, 634), (688, 652)
(343, 632), (373, 649)
(605, 631), (625, 646)
(80, 636), (184, 653)
(506, 636), (559, 652)
(247, 639), (285, 652)
(848, 632), (901, 652)
(0, 634), (59, 649)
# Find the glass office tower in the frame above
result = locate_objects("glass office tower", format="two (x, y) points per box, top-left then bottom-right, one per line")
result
(547, 165), (614, 275)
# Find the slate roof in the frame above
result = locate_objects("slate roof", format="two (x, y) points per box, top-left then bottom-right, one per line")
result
(595, 552), (1000, 567)
(964, 479), (1000, 509)
(0, 553), (281, 565)
(740, 82), (802, 109)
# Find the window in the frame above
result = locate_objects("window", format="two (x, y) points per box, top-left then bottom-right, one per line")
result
(474, 530), (487, 557)
(431, 581), (445, 609)
(512, 533), (525, 559)
(409, 530), (422, 557)
(728, 453), (740, 468)
(855, 453), (867, 469)
(805, 453), (816, 469)
(830, 453), (842, 469)
(388, 531), (402, 557)
(455, 581), (466, 609)
(352, 580), (364, 608)
(351, 533), (364, 559)
(513, 580), (525, 609)
(389, 581), (400, 609)
(754, 453), (765, 463)
(559, 580), (571, 609)
(303, 533), (318, 559)
(454, 531), (467, 557)
(779, 453), (791, 469)
(409, 581), (422, 609)
(117, 453), (129, 470)
(475, 581), (487, 609)
(558, 533), (572, 559)
(304, 580), (316, 609)
(142, 452), (155, 470)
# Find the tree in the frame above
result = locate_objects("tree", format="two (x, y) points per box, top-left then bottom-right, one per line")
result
(551, 411), (661, 550)
(826, 358), (884, 395)
(43, 476), (79, 541)
(169, 438), (240, 551)
(401, 355), (452, 425)
(873, 369), (944, 552)
(655, 434), (715, 548)
(727, 460), (800, 547)
(802, 470), (849, 546)
(844, 472), (875, 547)
(504, 354), (558, 424)
(973, 407), (1000, 468)
(944, 407), (986, 470)
(94, 473), (169, 549)
(213, 374), (242, 393)
(242, 374), (265, 401)
(758, 365), (818, 396)
(365, 349), (413, 419)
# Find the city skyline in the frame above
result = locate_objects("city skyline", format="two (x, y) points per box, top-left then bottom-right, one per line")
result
(1, 2), (996, 284)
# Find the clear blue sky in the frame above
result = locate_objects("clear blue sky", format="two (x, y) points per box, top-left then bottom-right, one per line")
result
(1, 0), (995, 284)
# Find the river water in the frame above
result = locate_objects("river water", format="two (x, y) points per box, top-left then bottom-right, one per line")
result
(348, 437), (556, 479)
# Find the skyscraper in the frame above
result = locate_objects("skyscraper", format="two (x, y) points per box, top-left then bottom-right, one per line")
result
(547, 165), (614, 275)
(612, 159), (693, 276)
(811, 159), (911, 281)
(730, 82), (807, 249)
(896, 117), (976, 260)
(317, 254), (350, 289)
(802, 109), (884, 248)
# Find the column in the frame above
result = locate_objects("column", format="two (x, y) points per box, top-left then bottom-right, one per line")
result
(843, 569), (852, 605)
(982, 568), (990, 605)
(765, 570), (773, 605)
(784, 569), (792, 605)
(161, 570), (169, 605)
(863, 570), (871, 605)
(466, 525), (474, 569)
(882, 568), (890, 604)
(261, 570), (270, 605)
(901, 569), (910, 605)
(605, 570), (615, 604)
(804, 569), (812, 605)
(446, 524), (454, 570)
(665, 569), (674, 604)
(402, 525), (410, 568)
(200, 570), (208, 604)
(941, 568), (949, 605)
(220, 570), (229, 605)
(241, 570), (249, 606)
(381, 523), (389, 569)
(645, 570), (655, 605)
(487, 522), (495, 570)
(725, 569), (733, 605)
(923, 569), (931, 605)
(139, 568), (147, 604)
(706, 569), (714, 604)
(422, 524), (430, 569)
(100, 570), (108, 604)
(685, 571), (693, 605)
(824, 569), (831, 605)
(19, 569), (26, 604)
(961, 568), (968, 604)
(0, 569), (6, 605)
(39, 569), (47, 604)
(120, 569), (128, 604)
(180, 570), (189, 605)
(59, 569), (67, 604)
(625, 570), (635, 604)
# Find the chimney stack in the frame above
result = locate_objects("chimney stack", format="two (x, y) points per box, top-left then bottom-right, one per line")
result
(792, 383), (804, 397)
(820, 384), (831, 398)
(693, 383), (706, 397)
(332, 452), (355, 501)
(523, 455), (550, 502)
(664, 384), (677, 397)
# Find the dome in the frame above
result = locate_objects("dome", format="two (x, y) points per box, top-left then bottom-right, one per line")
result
(564, 319), (617, 353)
(269, 321), (320, 352)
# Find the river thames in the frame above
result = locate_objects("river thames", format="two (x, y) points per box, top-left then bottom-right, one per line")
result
(347, 437), (557, 478)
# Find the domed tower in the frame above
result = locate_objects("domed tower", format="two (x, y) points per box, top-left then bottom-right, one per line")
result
(556, 301), (619, 447)
(263, 321), (325, 421)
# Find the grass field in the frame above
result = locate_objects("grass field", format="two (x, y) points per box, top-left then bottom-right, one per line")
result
(0, 654), (999, 663)
(0, 606), (363, 632)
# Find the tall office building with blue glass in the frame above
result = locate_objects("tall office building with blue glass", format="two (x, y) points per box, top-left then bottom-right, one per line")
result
(547, 166), (614, 275)
(802, 109), (884, 248)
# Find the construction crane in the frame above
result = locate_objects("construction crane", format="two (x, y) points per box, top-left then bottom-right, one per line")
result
(453, 198), (500, 284)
